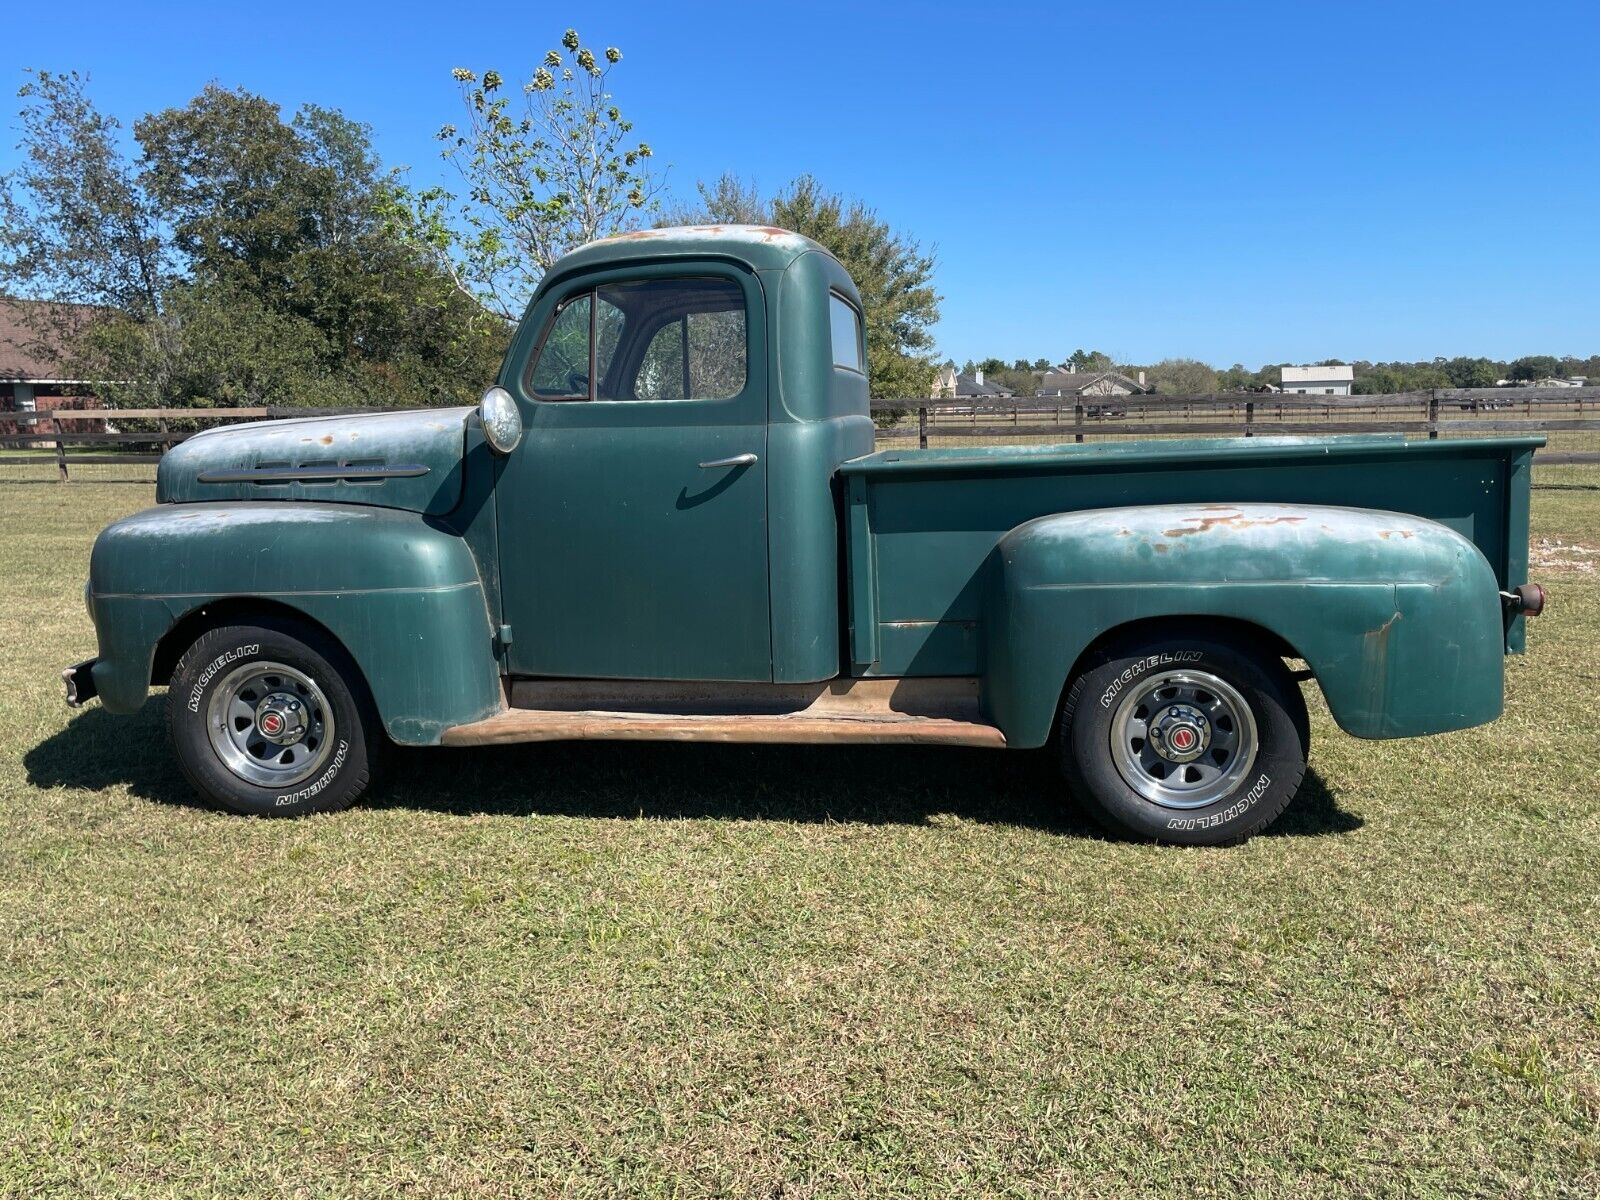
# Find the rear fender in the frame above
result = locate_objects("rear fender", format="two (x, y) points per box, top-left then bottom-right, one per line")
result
(86, 502), (503, 744)
(983, 502), (1505, 747)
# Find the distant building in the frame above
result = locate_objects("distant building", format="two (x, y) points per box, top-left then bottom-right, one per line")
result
(1036, 366), (1149, 398)
(931, 365), (1014, 400)
(1281, 364), (1354, 395)
(0, 298), (107, 433)
(1500, 376), (1588, 389)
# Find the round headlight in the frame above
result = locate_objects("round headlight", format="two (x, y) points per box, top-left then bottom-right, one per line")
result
(479, 386), (522, 455)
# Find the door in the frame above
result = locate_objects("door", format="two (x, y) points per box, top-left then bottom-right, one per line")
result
(496, 264), (772, 681)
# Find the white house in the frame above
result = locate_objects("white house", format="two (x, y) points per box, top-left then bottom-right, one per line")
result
(1281, 364), (1354, 396)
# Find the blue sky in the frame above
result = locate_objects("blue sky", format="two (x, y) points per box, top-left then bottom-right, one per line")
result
(4, 0), (1597, 366)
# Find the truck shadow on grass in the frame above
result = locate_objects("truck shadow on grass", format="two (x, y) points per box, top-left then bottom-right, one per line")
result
(27, 700), (1362, 839)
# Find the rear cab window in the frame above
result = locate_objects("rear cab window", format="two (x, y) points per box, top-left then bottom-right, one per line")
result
(829, 293), (864, 374)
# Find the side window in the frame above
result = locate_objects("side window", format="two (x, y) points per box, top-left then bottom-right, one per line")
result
(595, 278), (747, 402)
(830, 293), (863, 373)
(527, 277), (748, 402)
(529, 293), (592, 399)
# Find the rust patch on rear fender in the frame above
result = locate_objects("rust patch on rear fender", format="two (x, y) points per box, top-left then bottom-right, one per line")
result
(1358, 609), (1403, 713)
(1163, 511), (1309, 537)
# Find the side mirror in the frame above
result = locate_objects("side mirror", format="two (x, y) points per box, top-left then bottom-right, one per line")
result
(479, 386), (523, 455)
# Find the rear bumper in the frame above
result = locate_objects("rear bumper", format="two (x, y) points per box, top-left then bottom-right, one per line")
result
(61, 659), (99, 707)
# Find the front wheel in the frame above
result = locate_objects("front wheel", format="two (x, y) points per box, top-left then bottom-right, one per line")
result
(167, 618), (385, 816)
(1059, 628), (1310, 846)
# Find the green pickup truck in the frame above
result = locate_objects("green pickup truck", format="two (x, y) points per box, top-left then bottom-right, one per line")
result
(64, 225), (1546, 844)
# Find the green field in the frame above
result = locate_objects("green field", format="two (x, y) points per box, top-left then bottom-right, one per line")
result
(2, 473), (1598, 1197)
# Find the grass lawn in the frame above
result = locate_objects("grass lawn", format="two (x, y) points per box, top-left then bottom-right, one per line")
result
(1, 471), (1597, 1198)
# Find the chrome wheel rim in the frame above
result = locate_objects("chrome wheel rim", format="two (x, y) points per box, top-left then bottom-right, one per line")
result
(205, 661), (335, 788)
(1109, 669), (1258, 809)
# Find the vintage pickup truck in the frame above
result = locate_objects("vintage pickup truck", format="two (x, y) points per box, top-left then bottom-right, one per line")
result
(64, 225), (1546, 844)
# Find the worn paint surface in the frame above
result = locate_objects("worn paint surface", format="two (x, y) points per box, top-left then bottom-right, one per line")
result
(842, 436), (1537, 693)
(77, 225), (1540, 756)
(981, 502), (1505, 746)
(85, 501), (502, 743)
(158, 407), (473, 516)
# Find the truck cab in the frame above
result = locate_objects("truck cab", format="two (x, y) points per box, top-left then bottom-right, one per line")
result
(490, 227), (872, 684)
(66, 226), (1546, 845)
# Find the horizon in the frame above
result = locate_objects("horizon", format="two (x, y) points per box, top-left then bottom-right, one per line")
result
(3, 0), (1597, 367)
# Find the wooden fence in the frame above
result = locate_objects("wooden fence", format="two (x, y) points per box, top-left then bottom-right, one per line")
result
(2, 387), (1599, 480)
(873, 386), (1600, 465)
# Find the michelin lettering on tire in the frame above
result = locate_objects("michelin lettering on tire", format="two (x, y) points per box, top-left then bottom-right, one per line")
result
(1098, 650), (1203, 709)
(188, 643), (260, 713)
(275, 739), (349, 806)
(1164, 772), (1273, 831)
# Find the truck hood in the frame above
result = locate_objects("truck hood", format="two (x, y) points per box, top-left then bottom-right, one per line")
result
(155, 407), (475, 516)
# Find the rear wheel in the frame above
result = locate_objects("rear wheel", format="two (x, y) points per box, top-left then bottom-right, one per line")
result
(166, 618), (384, 816)
(1059, 627), (1309, 845)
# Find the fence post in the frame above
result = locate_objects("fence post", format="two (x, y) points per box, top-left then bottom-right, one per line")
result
(1427, 391), (1439, 440)
(1245, 401), (1254, 437)
(54, 436), (68, 482)
(1074, 403), (1084, 444)
(917, 405), (928, 450)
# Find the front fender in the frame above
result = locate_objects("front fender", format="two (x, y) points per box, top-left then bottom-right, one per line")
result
(86, 502), (503, 744)
(984, 503), (1505, 748)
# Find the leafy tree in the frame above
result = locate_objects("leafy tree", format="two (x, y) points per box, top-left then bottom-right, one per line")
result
(1068, 348), (1112, 371)
(0, 70), (169, 364)
(1440, 356), (1498, 388)
(1507, 355), (1562, 382)
(1216, 363), (1255, 392)
(1352, 363), (1451, 394)
(662, 172), (766, 226)
(397, 31), (658, 320)
(1146, 357), (1219, 395)
(1, 72), (505, 409)
(674, 173), (941, 401)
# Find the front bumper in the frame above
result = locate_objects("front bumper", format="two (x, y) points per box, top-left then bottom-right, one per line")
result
(62, 659), (99, 707)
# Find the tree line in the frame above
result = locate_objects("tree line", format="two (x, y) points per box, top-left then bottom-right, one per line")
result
(0, 36), (942, 409)
(955, 353), (1596, 397)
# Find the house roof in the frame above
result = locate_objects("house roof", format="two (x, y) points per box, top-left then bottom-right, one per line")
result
(954, 372), (1013, 398)
(1036, 369), (1149, 396)
(0, 298), (102, 383)
(1281, 364), (1354, 384)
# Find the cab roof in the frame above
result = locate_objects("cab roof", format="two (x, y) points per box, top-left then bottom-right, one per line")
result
(552, 224), (834, 277)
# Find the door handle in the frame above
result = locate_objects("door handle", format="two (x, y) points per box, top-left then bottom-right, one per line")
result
(698, 452), (758, 469)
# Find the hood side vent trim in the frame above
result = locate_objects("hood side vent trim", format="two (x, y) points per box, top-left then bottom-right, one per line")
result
(197, 463), (430, 484)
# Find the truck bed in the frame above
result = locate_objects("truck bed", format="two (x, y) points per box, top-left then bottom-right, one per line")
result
(840, 434), (1541, 676)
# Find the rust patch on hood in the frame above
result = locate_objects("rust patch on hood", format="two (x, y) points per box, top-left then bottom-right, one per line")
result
(1163, 511), (1309, 537)
(1377, 529), (1415, 540)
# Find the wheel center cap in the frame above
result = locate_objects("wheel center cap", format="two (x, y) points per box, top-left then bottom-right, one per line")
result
(254, 692), (308, 746)
(1150, 703), (1210, 763)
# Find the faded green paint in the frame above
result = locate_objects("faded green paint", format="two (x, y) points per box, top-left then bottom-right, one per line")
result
(86, 502), (502, 742)
(75, 226), (1542, 757)
(158, 407), (475, 516)
(984, 503), (1505, 747)
(842, 435), (1537, 746)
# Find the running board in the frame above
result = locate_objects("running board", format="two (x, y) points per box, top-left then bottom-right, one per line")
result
(439, 677), (1007, 749)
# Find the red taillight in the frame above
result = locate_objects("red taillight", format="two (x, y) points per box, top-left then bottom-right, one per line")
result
(1515, 583), (1547, 617)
